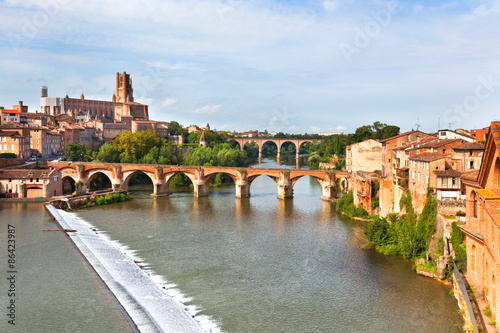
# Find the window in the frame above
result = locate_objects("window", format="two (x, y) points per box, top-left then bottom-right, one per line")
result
(452, 178), (456, 186)
(473, 192), (477, 218)
(443, 178), (447, 186)
(442, 149), (446, 154)
(469, 161), (474, 169)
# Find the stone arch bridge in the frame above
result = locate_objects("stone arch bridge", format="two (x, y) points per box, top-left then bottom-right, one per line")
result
(49, 162), (348, 200)
(233, 138), (319, 160)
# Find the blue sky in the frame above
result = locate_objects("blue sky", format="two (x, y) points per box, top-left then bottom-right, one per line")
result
(1, 0), (499, 134)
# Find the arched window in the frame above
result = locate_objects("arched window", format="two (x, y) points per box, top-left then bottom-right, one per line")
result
(471, 245), (476, 273)
(493, 274), (496, 309)
(473, 191), (478, 218)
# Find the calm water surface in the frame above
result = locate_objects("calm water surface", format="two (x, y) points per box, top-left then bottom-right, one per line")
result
(0, 157), (464, 332)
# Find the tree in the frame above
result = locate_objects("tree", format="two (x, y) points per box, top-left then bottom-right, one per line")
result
(113, 130), (166, 162)
(65, 142), (91, 162)
(167, 121), (187, 136)
(95, 143), (120, 163)
(381, 125), (400, 140)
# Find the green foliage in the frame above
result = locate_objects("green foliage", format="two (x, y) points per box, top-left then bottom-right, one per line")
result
(399, 193), (406, 211)
(187, 130), (224, 147)
(65, 142), (91, 162)
(403, 191), (416, 225)
(364, 191), (438, 261)
(371, 180), (380, 195)
(450, 222), (467, 260)
(415, 190), (437, 254)
(85, 192), (130, 207)
(167, 121), (188, 137)
(113, 129), (166, 162)
(485, 305), (492, 318)
(0, 152), (17, 158)
(308, 152), (321, 169)
(336, 191), (368, 218)
(371, 197), (380, 210)
(183, 143), (249, 167)
(95, 143), (121, 163)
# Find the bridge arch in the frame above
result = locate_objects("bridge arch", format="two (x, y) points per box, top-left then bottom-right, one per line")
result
(204, 170), (237, 184)
(62, 176), (76, 195)
(122, 170), (156, 191)
(87, 171), (113, 191)
(159, 170), (197, 194)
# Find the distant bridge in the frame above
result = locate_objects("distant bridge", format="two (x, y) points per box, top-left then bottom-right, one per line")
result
(49, 162), (348, 200)
(233, 138), (319, 160)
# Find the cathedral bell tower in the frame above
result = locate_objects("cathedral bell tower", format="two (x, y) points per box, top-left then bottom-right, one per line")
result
(116, 72), (134, 103)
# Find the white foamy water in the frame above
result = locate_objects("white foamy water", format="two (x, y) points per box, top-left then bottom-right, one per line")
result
(46, 205), (222, 333)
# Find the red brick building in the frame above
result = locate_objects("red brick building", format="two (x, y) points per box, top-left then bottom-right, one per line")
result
(461, 121), (500, 329)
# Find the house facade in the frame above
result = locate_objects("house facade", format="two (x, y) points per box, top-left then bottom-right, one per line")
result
(461, 121), (500, 330)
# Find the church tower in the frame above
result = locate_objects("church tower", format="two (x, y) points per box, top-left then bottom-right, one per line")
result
(116, 72), (134, 103)
(199, 131), (208, 148)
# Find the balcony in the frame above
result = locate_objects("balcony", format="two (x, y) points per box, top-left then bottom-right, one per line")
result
(396, 168), (409, 180)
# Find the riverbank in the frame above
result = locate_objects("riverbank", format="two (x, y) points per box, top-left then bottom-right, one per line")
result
(45, 204), (207, 333)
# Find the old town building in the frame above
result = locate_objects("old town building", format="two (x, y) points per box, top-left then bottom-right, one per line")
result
(345, 139), (383, 173)
(0, 126), (31, 159)
(0, 168), (62, 198)
(452, 142), (485, 172)
(460, 121), (500, 330)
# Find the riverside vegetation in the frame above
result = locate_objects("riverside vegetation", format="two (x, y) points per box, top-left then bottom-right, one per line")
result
(337, 187), (465, 280)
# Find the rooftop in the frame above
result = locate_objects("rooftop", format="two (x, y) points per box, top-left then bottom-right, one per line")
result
(475, 189), (500, 199)
(0, 169), (53, 179)
(434, 169), (462, 177)
(452, 142), (485, 150)
(379, 130), (427, 143)
(461, 170), (479, 181)
(409, 152), (446, 162)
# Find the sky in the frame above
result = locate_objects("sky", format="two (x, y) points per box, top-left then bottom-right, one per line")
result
(0, 0), (499, 134)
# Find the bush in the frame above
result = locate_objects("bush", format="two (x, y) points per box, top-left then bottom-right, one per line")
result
(371, 197), (379, 210)
(92, 192), (130, 207)
(450, 222), (466, 260)
(0, 153), (16, 158)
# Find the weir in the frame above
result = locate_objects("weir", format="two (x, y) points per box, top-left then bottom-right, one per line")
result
(45, 205), (208, 333)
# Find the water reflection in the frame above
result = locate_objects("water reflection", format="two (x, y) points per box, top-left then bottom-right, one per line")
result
(69, 157), (463, 333)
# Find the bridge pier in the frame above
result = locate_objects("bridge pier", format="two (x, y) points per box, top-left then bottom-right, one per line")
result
(320, 182), (337, 201)
(75, 180), (87, 194)
(277, 171), (293, 199)
(151, 182), (170, 197)
(235, 180), (250, 198)
(193, 180), (209, 197)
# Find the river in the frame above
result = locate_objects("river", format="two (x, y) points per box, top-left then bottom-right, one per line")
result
(0, 157), (463, 332)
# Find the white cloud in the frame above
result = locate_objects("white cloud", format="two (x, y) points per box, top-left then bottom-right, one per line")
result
(191, 104), (222, 115)
(336, 125), (345, 131)
(308, 126), (321, 132)
(323, 1), (340, 12)
(161, 98), (178, 108)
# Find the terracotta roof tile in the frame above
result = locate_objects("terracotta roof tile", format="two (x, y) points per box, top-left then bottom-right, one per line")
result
(434, 169), (462, 177)
(409, 152), (447, 162)
(453, 142), (485, 150)
(461, 170), (479, 181)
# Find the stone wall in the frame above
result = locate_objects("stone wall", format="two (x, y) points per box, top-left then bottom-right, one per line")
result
(0, 158), (23, 169)
(49, 190), (127, 210)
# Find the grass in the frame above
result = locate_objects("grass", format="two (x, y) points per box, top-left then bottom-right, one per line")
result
(417, 260), (438, 275)
(484, 305), (492, 318)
